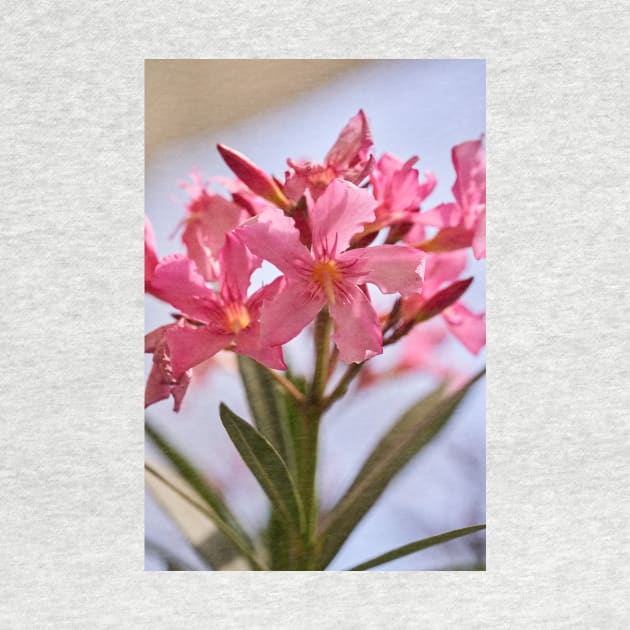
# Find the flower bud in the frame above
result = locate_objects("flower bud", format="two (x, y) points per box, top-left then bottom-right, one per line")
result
(411, 277), (473, 323)
(217, 144), (292, 211)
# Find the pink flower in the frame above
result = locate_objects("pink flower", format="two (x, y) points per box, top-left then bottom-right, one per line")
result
(145, 323), (192, 412)
(285, 110), (374, 201)
(402, 250), (485, 354)
(419, 138), (486, 259)
(369, 153), (436, 227)
(149, 234), (286, 376)
(216, 144), (292, 211)
(210, 175), (274, 217)
(396, 323), (450, 374)
(236, 179), (426, 364)
(177, 171), (246, 281)
(145, 216), (160, 296)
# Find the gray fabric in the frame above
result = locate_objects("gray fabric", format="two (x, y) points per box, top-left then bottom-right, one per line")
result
(1, 2), (629, 628)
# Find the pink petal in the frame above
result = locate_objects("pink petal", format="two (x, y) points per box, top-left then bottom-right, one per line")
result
(233, 322), (287, 370)
(418, 170), (438, 201)
(150, 255), (221, 323)
(310, 179), (377, 257)
(145, 324), (171, 353)
(260, 280), (326, 347)
(144, 323), (192, 412)
(181, 221), (219, 281)
(340, 244), (425, 297)
(145, 362), (173, 408)
(166, 325), (232, 377)
(416, 202), (462, 228)
(421, 225), (474, 254)
(398, 322), (448, 372)
(329, 283), (382, 364)
(144, 216), (159, 285)
(236, 208), (312, 278)
(246, 275), (286, 315)
(472, 208), (486, 259)
(144, 362), (191, 412)
(324, 109), (373, 170)
(219, 232), (261, 303)
(442, 301), (486, 355)
(422, 251), (469, 298)
(343, 153), (375, 186)
(371, 153), (424, 218)
(181, 194), (244, 281)
(452, 138), (486, 214)
(403, 222), (427, 246)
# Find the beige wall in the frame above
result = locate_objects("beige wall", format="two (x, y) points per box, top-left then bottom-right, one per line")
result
(145, 60), (366, 162)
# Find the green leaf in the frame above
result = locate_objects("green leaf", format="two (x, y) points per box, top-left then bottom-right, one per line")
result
(348, 524), (486, 571)
(145, 537), (201, 571)
(315, 368), (485, 569)
(220, 403), (305, 532)
(145, 421), (265, 570)
(145, 461), (245, 570)
(237, 356), (295, 473)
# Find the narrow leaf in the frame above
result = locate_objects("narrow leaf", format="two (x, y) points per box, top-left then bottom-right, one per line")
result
(316, 369), (485, 569)
(237, 355), (295, 473)
(348, 524), (486, 571)
(145, 537), (202, 571)
(145, 421), (264, 570)
(220, 403), (304, 532)
(145, 460), (246, 570)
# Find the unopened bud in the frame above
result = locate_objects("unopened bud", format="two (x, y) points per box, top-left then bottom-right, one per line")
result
(217, 144), (292, 211)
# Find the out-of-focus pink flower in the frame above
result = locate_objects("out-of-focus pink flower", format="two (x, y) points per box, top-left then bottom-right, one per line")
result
(148, 234), (286, 379)
(177, 171), (246, 281)
(237, 179), (425, 364)
(358, 323), (467, 391)
(145, 323), (192, 412)
(402, 251), (486, 354)
(418, 138), (486, 259)
(368, 152), (436, 228)
(285, 110), (374, 201)
(396, 323), (450, 374)
(145, 216), (160, 295)
(211, 175), (274, 217)
(217, 144), (293, 211)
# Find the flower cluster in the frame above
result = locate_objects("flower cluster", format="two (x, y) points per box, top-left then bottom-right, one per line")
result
(145, 110), (486, 411)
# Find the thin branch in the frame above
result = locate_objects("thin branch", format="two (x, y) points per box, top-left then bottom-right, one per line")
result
(262, 366), (305, 405)
(322, 362), (363, 411)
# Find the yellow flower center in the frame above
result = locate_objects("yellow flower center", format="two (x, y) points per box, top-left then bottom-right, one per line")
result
(224, 303), (251, 334)
(312, 259), (339, 304)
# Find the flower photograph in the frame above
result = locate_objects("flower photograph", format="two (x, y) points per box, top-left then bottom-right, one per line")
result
(144, 59), (486, 571)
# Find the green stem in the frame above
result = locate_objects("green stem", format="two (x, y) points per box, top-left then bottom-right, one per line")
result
(299, 405), (321, 569)
(322, 362), (363, 411)
(262, 365), (305, 405)
(310, 308), (332, 402)
(293, 308), (332, 569)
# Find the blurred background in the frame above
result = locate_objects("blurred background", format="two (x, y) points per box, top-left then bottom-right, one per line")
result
(145, 59), (486, 570)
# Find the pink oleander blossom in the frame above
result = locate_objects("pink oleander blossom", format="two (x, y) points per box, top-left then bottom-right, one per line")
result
(176, 171), (246, 281)
(418, 138), (486, 259)
(145, 216), (160, 296)
(210, 175), (275, 217)
(144, 323), (192, 412)
(402, 250), (486, 354)
(284, 110), (374, 201)
(368, 152), (436, 228)
(236, 179), (426, 364)
(148, 234), (286, 379)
